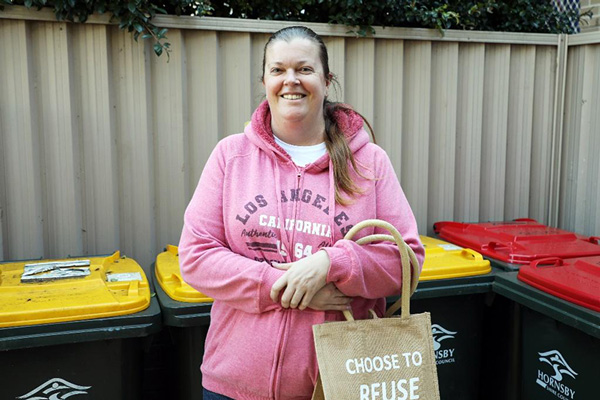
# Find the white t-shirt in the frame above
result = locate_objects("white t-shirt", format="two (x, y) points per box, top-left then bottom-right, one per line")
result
(274, 136), (327, 167)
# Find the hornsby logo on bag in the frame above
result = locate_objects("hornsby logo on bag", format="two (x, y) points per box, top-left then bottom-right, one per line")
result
(431, 324), (456, 365)
(536, 350), (578, 400)
(17, 378), (90, 400)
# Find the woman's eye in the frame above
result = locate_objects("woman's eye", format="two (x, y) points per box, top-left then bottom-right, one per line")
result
(270, 68), (282, 73)
(300, 67), (313, 73)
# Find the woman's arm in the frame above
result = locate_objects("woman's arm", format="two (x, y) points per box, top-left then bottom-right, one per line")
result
(322, 148), (424, 299)
(179, 141), (285, 314)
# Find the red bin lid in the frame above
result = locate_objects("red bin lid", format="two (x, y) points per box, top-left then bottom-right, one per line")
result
(517, 256), (600, 312)
(433, 219), (600, 264)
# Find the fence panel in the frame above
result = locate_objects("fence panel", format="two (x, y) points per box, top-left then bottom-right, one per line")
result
(505, 45), (537, 220)
(32, 22), (84, 258)
(110, 28), (156, 268)
(480, 44), (510, 222)
(152, 29), (188, 254)
(186, 30), (220, 193)
(0, 19), (44, 260)
(373, 39), (404, 182)
(427, 42), (458, 230)
(453, 43), (485, 224)
(71, 23), (120, 256)
(529, 46), (557, 223)
(560, 37), (600, 235)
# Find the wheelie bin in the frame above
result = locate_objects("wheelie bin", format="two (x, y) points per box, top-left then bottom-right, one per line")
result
(494, 256), (599, 400)
(154, 245), (213, 400)
(433, 219), (600, 400)
(388, 235), (493, 400)
(0, 251), (161, 400)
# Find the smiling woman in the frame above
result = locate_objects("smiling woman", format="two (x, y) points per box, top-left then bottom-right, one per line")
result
(178, 26), (424, 400)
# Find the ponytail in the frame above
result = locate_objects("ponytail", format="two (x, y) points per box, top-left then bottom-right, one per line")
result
(323, 101), (376, 205)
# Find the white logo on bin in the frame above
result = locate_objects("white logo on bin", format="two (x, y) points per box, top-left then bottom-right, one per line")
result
(17, 378), (90, 400)
(431, 324), (456, 365)
(536, 350), (577, 400)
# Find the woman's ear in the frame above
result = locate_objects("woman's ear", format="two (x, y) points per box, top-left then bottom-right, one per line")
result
(326, 73), (333, 86)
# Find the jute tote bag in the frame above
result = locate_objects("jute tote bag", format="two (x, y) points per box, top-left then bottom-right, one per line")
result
(312, 219), (440, 400)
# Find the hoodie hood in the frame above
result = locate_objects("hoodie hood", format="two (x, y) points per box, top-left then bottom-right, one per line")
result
(245, 100), (370, 170)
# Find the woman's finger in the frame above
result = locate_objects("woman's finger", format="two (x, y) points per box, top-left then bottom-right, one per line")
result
(299, 288), (319, 310)
(280, 284), (297, 308)
(271, 262), (291, 270)
(270, 275), (288, 302)
(289, 289), (306, 309)
(336, 296), (352, 304)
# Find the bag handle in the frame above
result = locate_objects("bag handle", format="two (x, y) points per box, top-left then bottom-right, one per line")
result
(342, 219), (420, 321)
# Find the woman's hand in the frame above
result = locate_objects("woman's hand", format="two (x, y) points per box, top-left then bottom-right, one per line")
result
(308, 283), (352, 311)
(270, 250), (331, 310)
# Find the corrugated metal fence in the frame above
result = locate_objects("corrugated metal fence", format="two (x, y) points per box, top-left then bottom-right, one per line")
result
(1, 6), (599, 271)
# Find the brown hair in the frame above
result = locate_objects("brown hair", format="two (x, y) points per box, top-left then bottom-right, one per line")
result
(262, 26), (375, 205)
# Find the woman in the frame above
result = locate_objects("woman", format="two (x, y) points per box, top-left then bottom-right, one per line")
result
(179, 26), (424, 400)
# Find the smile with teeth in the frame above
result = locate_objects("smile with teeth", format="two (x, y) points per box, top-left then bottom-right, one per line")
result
(282, 94), (305, 100)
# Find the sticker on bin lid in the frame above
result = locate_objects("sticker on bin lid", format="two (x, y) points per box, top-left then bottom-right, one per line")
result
(438, 244), (462, 251)
(21, 260), (91, 283)
(518, 256), (600, 312)
(433, 219), (600, 264)
(419, 236), (491, 281)
(106, 272), (143, 282)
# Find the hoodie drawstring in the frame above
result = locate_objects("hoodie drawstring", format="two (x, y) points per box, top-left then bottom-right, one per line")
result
(327, 160), (336, 247)
(273, 159), (293, 263)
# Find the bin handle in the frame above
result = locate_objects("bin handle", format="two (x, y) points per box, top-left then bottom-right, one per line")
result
(481, 241), (510, 251)
(460, 248), (482, 260)
(530, 257), (563, 268)
(171, 273), (184, 284)
(588, 236), (600, 245)
(513, 218), (537, 223)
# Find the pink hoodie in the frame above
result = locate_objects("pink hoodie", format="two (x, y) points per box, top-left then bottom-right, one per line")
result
(179, 101), (424, 400)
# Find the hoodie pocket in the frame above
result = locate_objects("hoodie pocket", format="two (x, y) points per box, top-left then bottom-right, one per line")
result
(203, 309), (281, 398)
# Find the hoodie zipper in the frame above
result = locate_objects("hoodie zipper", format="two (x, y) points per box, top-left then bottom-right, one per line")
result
(271, 309), (292, 399)
(271, 168), (303, 399)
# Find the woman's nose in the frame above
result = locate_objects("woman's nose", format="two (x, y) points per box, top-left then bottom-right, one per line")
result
(284, 69), (299, 85)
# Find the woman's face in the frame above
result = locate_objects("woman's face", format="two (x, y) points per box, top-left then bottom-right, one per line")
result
(263, 38), (329, 127)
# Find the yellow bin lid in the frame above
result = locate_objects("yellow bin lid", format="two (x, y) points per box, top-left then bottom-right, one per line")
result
(419, 235), (491, 281)
(155, 245), (213, 303)
(0, 251), (151, 328)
